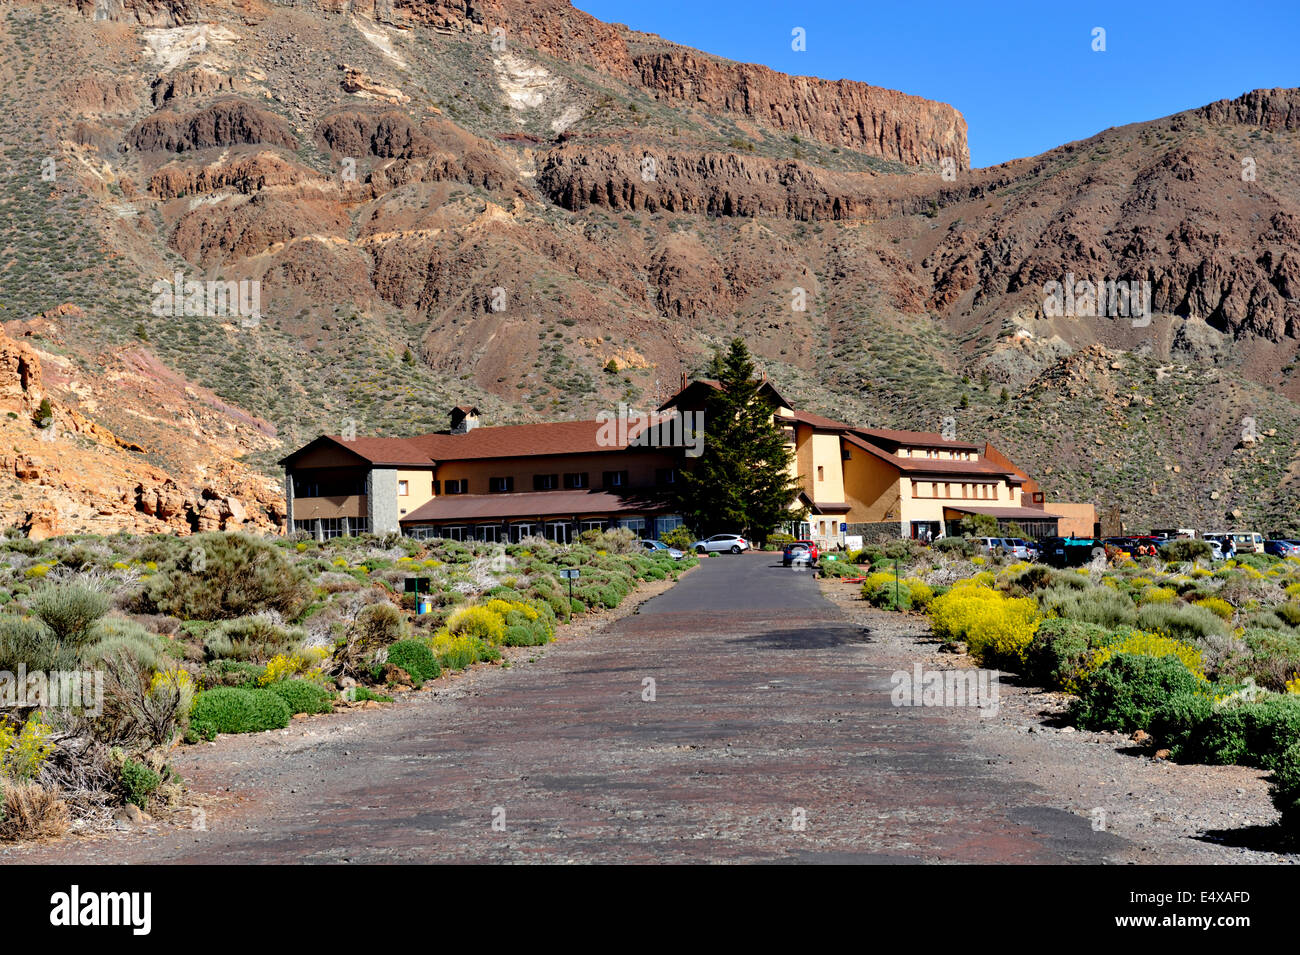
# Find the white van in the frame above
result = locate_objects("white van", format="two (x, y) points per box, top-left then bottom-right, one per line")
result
(1206, 531), (1264, 554)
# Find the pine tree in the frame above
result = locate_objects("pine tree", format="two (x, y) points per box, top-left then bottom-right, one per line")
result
(670, 339), (806, 542)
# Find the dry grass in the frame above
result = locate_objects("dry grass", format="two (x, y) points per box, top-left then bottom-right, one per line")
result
(0, 781), (71, 842)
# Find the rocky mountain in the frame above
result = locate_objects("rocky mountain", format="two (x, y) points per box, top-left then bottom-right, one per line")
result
(0, 0), (1297, 533)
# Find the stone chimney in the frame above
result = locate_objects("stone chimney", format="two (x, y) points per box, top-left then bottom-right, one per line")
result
(449, 405), (480, 433)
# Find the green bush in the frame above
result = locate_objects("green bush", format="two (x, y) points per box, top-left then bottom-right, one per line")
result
(189, 687), (291, 740)
(1135, 602), (1228, 642)
(932, 536), (972, 556)
(350, 686), (394, 703)
(1269, 742), (1300, 834)
(1025, 618), (1112, 689)
(385, 639), (440, 684)
(1039, 584), (1137, 628)
(145, 533), (310, 621)
(1069, 654), (1211, 737)
(818, 559), (860, 579)
(1275, 603), (1300, 628)
(0, 615), (69, 670)
(204, 614), (304, 662)
(201, 659), (266, 688)
(119, 758), (161, 808)
(267, 678), (333, 715)
(1160, 539), (1211, 562)
(81, 619), (168, 672)
(867, 581), (912, 611)
(660, 526), (695, 551)
(1177, 696), (1300, 769)
(30, 584), (110, 651)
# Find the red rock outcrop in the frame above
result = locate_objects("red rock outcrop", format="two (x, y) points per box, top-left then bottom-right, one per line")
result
(129, 99), (298, 153)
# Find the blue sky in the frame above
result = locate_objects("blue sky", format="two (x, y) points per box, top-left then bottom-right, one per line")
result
(575, 0), (1299, 168)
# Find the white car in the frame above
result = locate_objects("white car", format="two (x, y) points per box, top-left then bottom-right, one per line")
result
(691, 534), (750, 554)
(641, 540), (685, 560)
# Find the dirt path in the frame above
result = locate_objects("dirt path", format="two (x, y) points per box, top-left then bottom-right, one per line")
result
(4, 555), (1290, 863)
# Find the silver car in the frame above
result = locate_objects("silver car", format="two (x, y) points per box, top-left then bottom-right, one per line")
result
(691, 534), (750, 554)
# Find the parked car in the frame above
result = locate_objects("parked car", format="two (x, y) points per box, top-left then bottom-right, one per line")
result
(782, 540), (819, 566)
(1202, 535), (1235, 560)
(1265, 539), (1300, 558)
(641, 539), (685, 559)
(1000, 538), (1031, 559)
(1041, 536), (1104, 568)
(973, 537), (1006, 556)
(692, 534), (750, 554)
(1205, 531), (1264, 554)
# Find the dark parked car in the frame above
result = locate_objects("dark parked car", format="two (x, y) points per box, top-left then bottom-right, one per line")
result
(1041, 536), (1104, 568)
(1265, 539), (1300, 558)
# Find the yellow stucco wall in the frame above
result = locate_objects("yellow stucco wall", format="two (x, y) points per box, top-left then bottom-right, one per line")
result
(396, 468), (436, 519)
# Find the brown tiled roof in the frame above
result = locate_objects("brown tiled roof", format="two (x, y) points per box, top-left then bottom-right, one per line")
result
(409, 418), (669, 461)
(842, 433), (1020, 480)
(400, 489), (667, 523)
(853, 426), (981, 451)
(279, 435), (433, 467)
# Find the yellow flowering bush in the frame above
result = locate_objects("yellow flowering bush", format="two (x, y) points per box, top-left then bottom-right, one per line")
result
(928, 585), (1040, 666)
(1193, 596), (1234, 621)
(1087, 630), (1206, 682)
(1140, 585), (1176, 605)
(258, 652), (321, 685)
(0, 714), (55, 781)
(24, 565), (49, 579)
(446, 604), (506, 643)
(971, 556), (985, 565)
(1287, 675), (1300, 695)
(903, 578), (934, 609)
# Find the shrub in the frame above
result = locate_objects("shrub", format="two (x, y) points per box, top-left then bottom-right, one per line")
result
(0, 714), (55, 781)
(933, 536), (972, 556)
(446, 605), (506, 643)
(1069, 654), (1210, 736)
(385, 639), (441, 684)
(30, 584), (109, 651)
(1086, 629), (1206, 682)
(189, 687), (292, 740)
(145, 533), (310, 621)
(432, 631), (499, 669)
(1270, 742), (1300, 834)
(1193, 596), (1234, 621)
(1276, 602), (1300, 628)
(1002, 564), (1053, 596)
(267, 678), (333, 715)
(349, 686), (394, 703)
(867, 581), (912, 611)
(1139, 585), (1177, 605)
(1179, 696), (1300, 769)
(0, 615), (69, 671)
(904, 578), (935, 610)
(818, 559), (860, 579)
(204, 614), (304, 662)
(1039, 585), (1137, 628)
(1025, 618), (1115, 690)
(1134, 602), (1228, 642)
(0, 781), (69, 842)
(81, 619), (168, 673)
(1161, 539), (1212, 562)
(119, 757), (161, 808)
(930, 584), (1040, 667)
(661, 526), (695, 551)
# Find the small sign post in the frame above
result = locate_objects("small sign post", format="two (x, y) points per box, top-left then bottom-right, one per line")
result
(559, 567), (580, 605)
(405, 577), (431, 614)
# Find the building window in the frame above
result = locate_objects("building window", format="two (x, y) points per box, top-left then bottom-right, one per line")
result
(398, 480), (409, 496)
(563, 472), (589, 489)
(318, 518), (344, 540)
(511, 523), (535, 542)
(655, 515), (683, 537)
(655, 468), (677, 486)
(603, 470), (628, 488)
(817, 465), (824, 481)
(546, 522), (571, 543)
(534, 474), (559, 491)
(580, 519), (604, 533)
(432, 480), (441, 496)
(444, 479), (467, 495)
(444, 526), (468, 541)
(489, 476), (514, 493)
(618, 517), (646, 537)
(474, 525), (502, 542)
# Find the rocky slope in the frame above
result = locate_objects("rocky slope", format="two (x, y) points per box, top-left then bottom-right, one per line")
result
(0, 0), (1296, 532)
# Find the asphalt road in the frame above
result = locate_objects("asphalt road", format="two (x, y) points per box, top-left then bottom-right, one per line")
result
(11, 552), (1127, 864)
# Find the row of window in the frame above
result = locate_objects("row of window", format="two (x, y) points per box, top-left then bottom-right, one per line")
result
(292, 477), (365, 498)
(292, 517), (370, 538)
(403, 516), (684, 544)
(910, 480), (1001, 500)
(412, 469), (676, 496)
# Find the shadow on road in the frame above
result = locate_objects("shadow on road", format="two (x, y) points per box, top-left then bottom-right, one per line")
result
(729, 625), (872, 650)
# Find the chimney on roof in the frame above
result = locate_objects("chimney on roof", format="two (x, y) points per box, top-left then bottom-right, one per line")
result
(449, 405), (480, 434)
(681, 371), (687, 390)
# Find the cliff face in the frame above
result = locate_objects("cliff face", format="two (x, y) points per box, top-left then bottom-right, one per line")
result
(397, 0), (969, 166)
